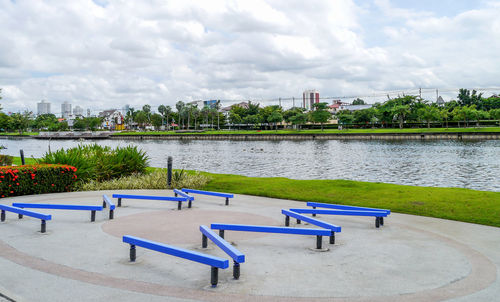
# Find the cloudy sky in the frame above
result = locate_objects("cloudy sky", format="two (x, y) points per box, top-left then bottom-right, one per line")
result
(1, 0), (500, 115)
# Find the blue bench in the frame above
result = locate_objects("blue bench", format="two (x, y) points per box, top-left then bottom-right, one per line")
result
(306, 202), (391, 228)
(0, 204), (52, 233)
(282, 209), (341, 244)
(123, 235), (229, 287)
(200, 225), (245, 279)
(102, 194), (116, 219)
(173, 189), (194, 208)
(112, 194), (188, 210)
(12, 203), (103, 222)
(211, 223), (332, 249)
(181, 188), (233, 206)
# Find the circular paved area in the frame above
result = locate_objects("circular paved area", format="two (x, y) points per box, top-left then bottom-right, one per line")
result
(0, 190), (498, 302)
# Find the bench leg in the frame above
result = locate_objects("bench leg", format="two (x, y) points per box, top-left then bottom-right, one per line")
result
(118, 198), (122, 207)
(1, 210), (5, 222)
(219, 230), (224, 239)
(202, 234), (208, 248)
(285, 215), (290, 227)
(188, 200), (192, 208)
(330, 232), (335, 244)
(375, 217), (380, 228)
(91, 210), (96, 222)
(174, 193), (178, 197)
(233, 261), (240, 279)
(41, 220), (46, 233)
(177, 201), (182, 210)
(130, 244), (136, 262)
(18, 214), (23, 219)
(109, 209), (114, 220)
(211, 267), (218, 287)
(312, 206), (316, 217)
(316, 235), (322, 250)
(102, 200), (106, 208)
(380, 217), (384, 226)
(296, 219), (301, 224)
(225, 197), (229, 206)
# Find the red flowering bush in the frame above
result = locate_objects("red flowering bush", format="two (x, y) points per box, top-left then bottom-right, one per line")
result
(0, 164), (78, 198)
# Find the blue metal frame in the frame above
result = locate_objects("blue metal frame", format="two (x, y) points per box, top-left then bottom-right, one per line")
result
(122, 235), (229, 268)
(12, 203), (103, 211)
(282, 209), (342, 231)
(103, 194), (116, 210)
(210, 223), (331, 236)
(200, 225), (245, 263)
(181, 188), (233, 198)
(112, 194), (187, 202)
(173, 189), (194, 200)
(289, 208), (387, 217)
(0, 204), (51, 220)
(306, 202), (390, 214)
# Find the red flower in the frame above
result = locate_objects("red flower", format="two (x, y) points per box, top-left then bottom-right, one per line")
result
(16, 183), (19, 185)
(10, 191), (13, 193)
(51, 184), (55, 187)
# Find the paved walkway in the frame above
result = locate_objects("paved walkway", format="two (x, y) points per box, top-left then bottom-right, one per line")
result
(0, 190), (498, 302)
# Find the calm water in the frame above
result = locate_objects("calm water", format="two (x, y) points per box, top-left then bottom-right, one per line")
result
(1, 138), (499, 192)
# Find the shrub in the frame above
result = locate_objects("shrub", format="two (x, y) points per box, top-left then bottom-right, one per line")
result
(78, 169), (211, 191)
(0, 164), (78, 198)
(37, 144), (149, 182)
(0, 155), (13, 166)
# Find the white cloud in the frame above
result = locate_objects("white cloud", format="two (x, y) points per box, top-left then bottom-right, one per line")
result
(0, 0), (499, 114)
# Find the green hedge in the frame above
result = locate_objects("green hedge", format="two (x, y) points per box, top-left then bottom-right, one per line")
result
(0, 164), (78, 198)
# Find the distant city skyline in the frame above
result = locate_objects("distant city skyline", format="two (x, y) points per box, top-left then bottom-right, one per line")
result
(1, 1), (499, 113)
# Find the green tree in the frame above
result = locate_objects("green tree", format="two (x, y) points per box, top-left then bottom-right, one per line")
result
(440, 108), (450, 128)
(151, 113), (163, 130)
(0, 113), (11, 131)
(87, 117), (102, 131)
(73, 117), (87, 131)
(336, 110), (354, 128)
(457, 89), (483, 107)
(289, 112), (308, 130)
(352, 98), (365, 105)
(391, 105), (410, 129)
(267, 111), (283, 131)
(33, 114), (58, 131)
(10, 111), (32, 134)
(229, 112), (242, 129)
(310, 102), (331, 131)
(353, 108), (376, 125)
(243, 114), (262, 128)
(142, 104), (151, 124)
(134, 111), (148, 129)
(417, 106), (440, 128)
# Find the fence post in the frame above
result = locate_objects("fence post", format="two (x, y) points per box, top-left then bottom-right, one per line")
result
(20, 149), (25, 165)
(167, 156), (172, 189)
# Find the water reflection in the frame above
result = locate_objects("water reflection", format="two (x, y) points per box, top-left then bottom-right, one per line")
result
(0, 137), (498, 191)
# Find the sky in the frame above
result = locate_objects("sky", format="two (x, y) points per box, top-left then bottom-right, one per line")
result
(1, 0), (500, 115)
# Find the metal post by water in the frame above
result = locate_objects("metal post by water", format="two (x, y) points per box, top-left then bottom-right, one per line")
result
(167, 156), (172, 188)
(20, 149), (25, 165)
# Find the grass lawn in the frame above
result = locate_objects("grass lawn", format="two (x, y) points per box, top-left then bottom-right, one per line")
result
(197, 171), (500, 228)
(113, 127), (500, 136)
(12, 156), (37, 165)
(0, 132), (39, 136)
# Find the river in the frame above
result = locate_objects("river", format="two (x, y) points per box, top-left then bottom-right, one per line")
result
(1, 138), (499, 192)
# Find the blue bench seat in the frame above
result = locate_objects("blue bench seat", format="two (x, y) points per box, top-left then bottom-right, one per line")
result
(173, 189), (194, 208)
(102, 194), (116, 219)
(0, 204), (51, 233)
(181, 188), (233, 206)
(305, 202), (391, 228)
(12, 203), (103, 222)
(123, 235), (228, 287)
(282, 209), (341, 244)
(211, 223), (331, 249)
(112, 194), (188, 210)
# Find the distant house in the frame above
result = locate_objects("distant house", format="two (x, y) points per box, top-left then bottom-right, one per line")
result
(99, 109), (124, 130)
(338, 104), (373, 112)
(328, 100), (350, 114)
(221, 101), (251, 117)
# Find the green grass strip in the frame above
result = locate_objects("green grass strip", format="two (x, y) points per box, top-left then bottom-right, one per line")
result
(197, 171), (500, 228)
(113, 127), (500, 136)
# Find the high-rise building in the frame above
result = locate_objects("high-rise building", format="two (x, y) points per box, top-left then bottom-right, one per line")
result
(303, 90), (320, 111)
(73, 105), (84, 117)
(37, 100), (51, 115)
(61, 101), (72, 118)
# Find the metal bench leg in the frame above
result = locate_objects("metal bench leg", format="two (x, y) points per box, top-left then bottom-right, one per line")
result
(330, 232), (335, 244)
(91, 210), (96, 222)
(375, 217), (380, 228)
(18, 214), (23, 219)
(177, 201), (182, 210)
(316, 235), (322, 249)
(130, 244), (136, 262)
(102, 200), (106, 208)
(202, 234), (208, 248)
(225, 197), (229, 206)
(285, 215), (290, 226)
(188, 200), (192, 208)
(312, 206), (316, 217)
(174, 192), (178, 197)
(109, 209), (114, 220)
(380, 217), (384, 226)
(1, 210), (5, 222)
(41, 220), (46, 233)
(219, 230), (225, 239)
(233, 261), (240, 279)
(118, 198), (122, 207)
(296, 219), (301, 224)
(211, 267), (219, 287)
